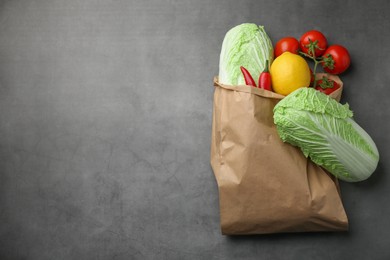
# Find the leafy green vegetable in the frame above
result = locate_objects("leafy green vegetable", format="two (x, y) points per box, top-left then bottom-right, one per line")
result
(273, 88), (379, 182)
(219, 23), (273, 86)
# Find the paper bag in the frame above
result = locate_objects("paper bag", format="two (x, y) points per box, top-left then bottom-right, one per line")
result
(210, 74), (348, 235)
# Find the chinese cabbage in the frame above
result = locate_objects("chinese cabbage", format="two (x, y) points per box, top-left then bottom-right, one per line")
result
(219, 23), (273, 86)
(273, 88), (379, 182)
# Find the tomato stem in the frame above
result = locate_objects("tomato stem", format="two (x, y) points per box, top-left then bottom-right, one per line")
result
(312, 59), (320, 87)
(318, 76), (334, 89)
(299, 51), (321, 87)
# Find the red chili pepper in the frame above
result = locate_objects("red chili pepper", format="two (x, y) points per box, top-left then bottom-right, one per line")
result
(258, 60), (272, 91)
(240, 66), (257, 87)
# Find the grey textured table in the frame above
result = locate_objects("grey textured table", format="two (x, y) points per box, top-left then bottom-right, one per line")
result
(0, 0), (389, 259)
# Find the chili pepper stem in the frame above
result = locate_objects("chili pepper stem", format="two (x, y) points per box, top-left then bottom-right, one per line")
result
(264, 60), (269, 73)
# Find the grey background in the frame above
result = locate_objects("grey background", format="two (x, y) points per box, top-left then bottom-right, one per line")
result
(0, 0), (389, 259)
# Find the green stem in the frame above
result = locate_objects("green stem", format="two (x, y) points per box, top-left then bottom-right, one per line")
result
(312, 59), (319, 88)
(299, 51), (321, 88)
(264, 60), (269, 73)
(299, 51), (312, 59)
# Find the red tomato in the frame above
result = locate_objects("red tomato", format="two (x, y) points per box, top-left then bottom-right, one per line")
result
(299, 30), (327, 57)
(315, 77), (340, 95)
(274, 37), (299, 57)
(321, 45), (351, 74)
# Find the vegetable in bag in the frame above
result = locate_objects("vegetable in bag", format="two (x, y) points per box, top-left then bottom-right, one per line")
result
(218, 23), (273, 86)
(273, 87), (379, 182)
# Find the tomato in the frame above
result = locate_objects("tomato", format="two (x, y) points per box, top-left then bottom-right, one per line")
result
(299, 30), (327, 57)
(274, 37), (299, 57)
(321, 45), (351, 74)
(315, 77), (340, 95)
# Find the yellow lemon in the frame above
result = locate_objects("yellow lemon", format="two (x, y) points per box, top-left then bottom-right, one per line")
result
(270, 52), (311, 96)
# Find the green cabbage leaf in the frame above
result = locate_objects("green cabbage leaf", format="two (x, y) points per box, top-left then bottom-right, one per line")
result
(273, 88), (379, 182)
(218, 23), (273, 86)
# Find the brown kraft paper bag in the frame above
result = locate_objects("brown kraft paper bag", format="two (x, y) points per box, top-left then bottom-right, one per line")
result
(210, 73), (348, 235)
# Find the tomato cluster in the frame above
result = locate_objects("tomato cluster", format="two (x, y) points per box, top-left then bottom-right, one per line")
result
(274, 30), (351, 95)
